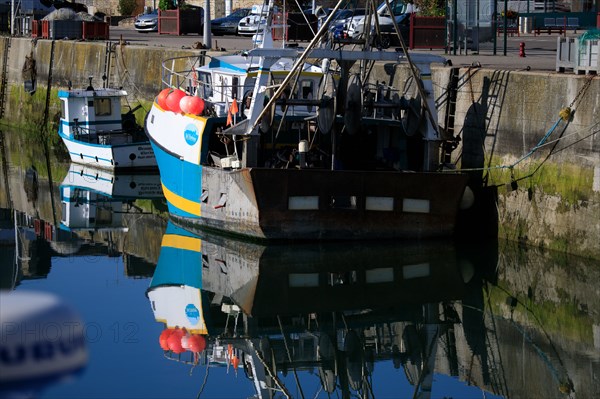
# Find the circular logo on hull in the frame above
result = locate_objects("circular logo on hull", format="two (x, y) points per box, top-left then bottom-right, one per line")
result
(184, 124), (199, 146)
(185, 304), (200, 325)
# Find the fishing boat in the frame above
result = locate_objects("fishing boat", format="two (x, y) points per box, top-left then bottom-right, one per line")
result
(145, 0), (470, 240)
(58, 79), (156, 170)
(59, 163), (163, 232)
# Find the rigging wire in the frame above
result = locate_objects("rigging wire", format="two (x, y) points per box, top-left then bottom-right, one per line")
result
(451, 74), (597, 183)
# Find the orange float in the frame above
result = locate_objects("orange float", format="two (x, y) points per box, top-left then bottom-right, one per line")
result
(188, 334), (206, 353)
(158, 328), (174, 351)
(157, 88), (171, 109)
(167, 328), (185, 353)
(180, 95), (205, 115)
(165, 89), (186, 113)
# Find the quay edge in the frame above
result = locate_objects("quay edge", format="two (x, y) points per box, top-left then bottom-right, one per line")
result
(1, 38), (598, 259)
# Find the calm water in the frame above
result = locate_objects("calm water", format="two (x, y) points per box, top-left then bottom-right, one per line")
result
(0, 128), (599, 399)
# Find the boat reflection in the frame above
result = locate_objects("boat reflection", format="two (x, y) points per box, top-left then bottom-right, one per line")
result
(147, 222), (499, 398)
(59, 163), (163, 232)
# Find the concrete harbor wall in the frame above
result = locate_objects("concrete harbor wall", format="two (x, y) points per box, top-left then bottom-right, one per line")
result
(1, 38), (598, 258)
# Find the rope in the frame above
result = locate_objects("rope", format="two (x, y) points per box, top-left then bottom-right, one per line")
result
(453, 74), (596, 176)
(114, 42), (149, 114)
(455, 115), (563, 174)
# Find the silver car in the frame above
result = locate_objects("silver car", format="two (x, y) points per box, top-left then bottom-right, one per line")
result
(237, 5), (270, 36)
(134, 10), (158, 32)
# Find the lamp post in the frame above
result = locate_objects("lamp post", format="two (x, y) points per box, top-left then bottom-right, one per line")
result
(203, 0), (211, 48)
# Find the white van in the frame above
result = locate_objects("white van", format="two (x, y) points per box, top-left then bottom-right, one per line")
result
(237, 4), (270, 36)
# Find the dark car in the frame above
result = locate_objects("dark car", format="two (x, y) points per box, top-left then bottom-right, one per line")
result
(328, 8), (366, 39)
(211, 8), (251, 35)
(134, 9), (158, 32)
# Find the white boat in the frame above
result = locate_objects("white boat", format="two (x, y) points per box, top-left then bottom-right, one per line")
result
(145, 0), (470, 240)
(59, 163), (163, 232)
(58, 81), (156, 170)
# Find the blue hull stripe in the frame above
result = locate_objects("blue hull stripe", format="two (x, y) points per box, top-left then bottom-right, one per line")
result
(69, 151), (113, 164)
(60, 119), (122, 127)
(150, 223), (203, 289)
(150, 141), (202, 219)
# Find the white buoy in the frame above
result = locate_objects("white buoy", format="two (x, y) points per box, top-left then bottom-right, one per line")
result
(0, 290), (88, 395)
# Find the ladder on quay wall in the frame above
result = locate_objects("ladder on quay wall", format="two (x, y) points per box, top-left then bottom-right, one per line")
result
(482, 70), (510, 184)
(103, 41), (117, 88)
(444, 67), (460, 139)
(0, 37), (11, 120)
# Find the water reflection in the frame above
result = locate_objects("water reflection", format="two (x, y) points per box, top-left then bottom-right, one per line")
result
(59, 163), (163, 233)
(148, 223), (504, 398)
(0, 128), (598, 398)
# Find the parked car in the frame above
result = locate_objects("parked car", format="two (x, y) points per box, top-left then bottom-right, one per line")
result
(328, 8), (366, 39)
(134, 9), (158, 32)
(237, 4), (270, 36)
(346, 1), (410, 48)
(211, 8), (251, 35)
(346, 0), (406, 38)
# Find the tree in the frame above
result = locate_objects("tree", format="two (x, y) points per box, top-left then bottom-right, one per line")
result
(118, 0), (137, 16)
(414, 0), (445, 16)
(159, 0), (177, 10)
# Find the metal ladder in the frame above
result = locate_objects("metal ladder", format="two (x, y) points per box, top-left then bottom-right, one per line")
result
(103, 41), (117, 88)
(0, 37), (11, 120)
(443, 67), (460, 139)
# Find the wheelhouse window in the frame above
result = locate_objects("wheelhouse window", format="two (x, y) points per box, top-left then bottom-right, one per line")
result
(60, 99), (67, 120)
(232, 76), (239, 100)
(300, 80), (313, 99)
(198, 72), (213, 99)
(94, 98), (112, 116)
(300, 80), (314, 112)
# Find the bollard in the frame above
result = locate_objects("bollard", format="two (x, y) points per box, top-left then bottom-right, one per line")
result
(519, 42), (526, 57)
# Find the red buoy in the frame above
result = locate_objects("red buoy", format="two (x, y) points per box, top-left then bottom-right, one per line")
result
(180, 95), (205, 115)
(167, 328), (185, 353)
(188, 334), (206, 353)
(159, 328), (174, 351)
(157, 88), (171, 110)
(166, 89), (186, 113)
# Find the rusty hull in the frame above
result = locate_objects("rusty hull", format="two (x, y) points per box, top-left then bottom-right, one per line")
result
(185, 167), (469, 240)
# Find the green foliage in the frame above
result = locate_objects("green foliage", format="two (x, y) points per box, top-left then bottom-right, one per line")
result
(118, 0), (137, 16)
(415, 0), (445, 17)
(159, 0), (176, 11)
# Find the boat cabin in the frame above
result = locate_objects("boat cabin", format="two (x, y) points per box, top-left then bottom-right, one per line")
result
(58, 87), (127, 140)
(194, 55), (322, 118)
(60, 186), (126, 232)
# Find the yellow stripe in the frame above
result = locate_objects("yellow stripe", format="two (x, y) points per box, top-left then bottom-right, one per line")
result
(164, 326), (208, 335)
(155, 100), (209, 122)
(162, 183), (201, 216)
(246, 71), (322, 78)
(161, 233), (202, 252)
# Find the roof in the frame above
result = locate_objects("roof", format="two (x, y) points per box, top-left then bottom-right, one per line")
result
(58, 88), (127, 98)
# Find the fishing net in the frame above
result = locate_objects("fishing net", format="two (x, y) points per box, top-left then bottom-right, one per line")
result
(578, 29), (600, 58)
(579, 28), (600, 42)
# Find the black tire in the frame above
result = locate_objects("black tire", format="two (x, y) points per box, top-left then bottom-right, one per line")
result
(377, 35), (391, 49)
